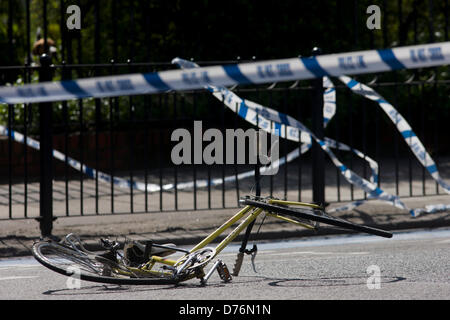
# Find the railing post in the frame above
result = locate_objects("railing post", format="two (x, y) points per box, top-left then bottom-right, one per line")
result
(311, 47), (326, 206)
(37, 53), (55, 237)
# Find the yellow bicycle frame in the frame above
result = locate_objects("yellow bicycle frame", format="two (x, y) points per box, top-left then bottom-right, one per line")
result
(130, 199), (318, 276)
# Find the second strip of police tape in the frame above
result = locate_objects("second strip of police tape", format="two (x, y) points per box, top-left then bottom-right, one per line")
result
(173, 58), (450, 216)
(2, 56), (448, 216)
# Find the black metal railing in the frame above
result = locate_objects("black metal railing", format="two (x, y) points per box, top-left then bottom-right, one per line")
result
(0, 0), (449, 237)
(1, 61), (448, 227)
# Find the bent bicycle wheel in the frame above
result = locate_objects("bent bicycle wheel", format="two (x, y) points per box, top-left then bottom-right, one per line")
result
(242, 199), (393, 238)
(32, 240), (181, 285)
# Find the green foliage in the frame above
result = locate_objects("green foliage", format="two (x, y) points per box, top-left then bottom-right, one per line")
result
(3, 0), (449, 65)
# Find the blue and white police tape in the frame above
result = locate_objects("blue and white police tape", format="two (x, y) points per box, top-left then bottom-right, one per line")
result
(0, 42), (449, 104)
(174, 57), (449, 216)
(337, 75), (450, 216)
(173, 58), (397, 212)
(210, 80), (449, 216)
(230, 79), (450, 216)
(229, 86), (408, 212)
(0, 67), (350, 197)
(174, 59), (379, 185)
(0, 122), (298, 193)
(0, 124), (166, 193)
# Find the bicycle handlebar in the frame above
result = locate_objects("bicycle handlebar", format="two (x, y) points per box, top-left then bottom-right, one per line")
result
(242, 199), (393, 238)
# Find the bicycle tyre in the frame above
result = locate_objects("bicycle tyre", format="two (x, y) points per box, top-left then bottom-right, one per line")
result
(242, 199), (393, 238)
(32, 240), (181, 285)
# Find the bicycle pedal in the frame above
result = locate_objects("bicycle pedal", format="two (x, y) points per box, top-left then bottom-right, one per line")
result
(217, 261), (232, 282)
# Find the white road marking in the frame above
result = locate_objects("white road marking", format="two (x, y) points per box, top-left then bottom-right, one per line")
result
(435, 238), (450, 244)
(259, 251), (370, 257)
(0, 276), (39, 281)
(0, 265), (39, 270)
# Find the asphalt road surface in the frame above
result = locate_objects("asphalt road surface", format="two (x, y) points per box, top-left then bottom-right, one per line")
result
(1, 228), (449, 300)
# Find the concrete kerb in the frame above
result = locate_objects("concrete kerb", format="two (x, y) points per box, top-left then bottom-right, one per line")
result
(0, 194), (449, 258)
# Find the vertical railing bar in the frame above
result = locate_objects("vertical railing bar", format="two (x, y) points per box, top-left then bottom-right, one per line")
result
(79, 99), (84, 216)
(23, 104), (28, 218)
(11, 2), (19, 217)
(37, 53), (54, 236)
(109, 62), (115, 214)
(23, 67), (30, 218)
(413, 0), (418, 44)
(428, 0), (435, 43)
(269, 120), (274, 198)
(76, 0), (84, 215)
(42, 0), (48, 52)
(159, 94), (164, 211)
(283, 89), (288, 200)
(311, 50), (325, 206)
(407, 83), (413, 197)
(193, 91), (197, 210)
(46, 0), (57, 56)
(208, 157), (211, 209)
(173, 92), (178, 211)
(94, 0), (100, 214)
(234, 102), (240, 206)
(348, 89), (354, 201)
(296, 88), (302, 202)
(128, 60), (134, 214)
(234, 61), (241, 208)
(394, 75), (400, 196)
(433, 78), (439, 195)
(129, 97), (134, 214)
(112, 0), (118, 60)
(375, 91), (381, 189)
(8, 104), (13, 219)
(221, 93), (226, 208)
(63, 95), (69, 216)
(144, 12), (152, 205)
(144, 0), (151, 60)
(128, 3), (135, 213)
(445, 0), (449, 41)
(382, 0), (388, 47)
(206, 95), (211, 210)
(353, 0), (359, 49)
(426, 0), (436, 194)
(128, 1), (135, 59)
(94, 100), (100, 214)
(26, 0), (31, 65)
(256, 105), (260, 200)
(269, 90), (274, 198)
(398, 0), (403, 46)
(59, 0), (65, 63)
(24, 0), (31, 218)
(335, 90), (341, 202)
(76, 0), (82, 65)
(66, 5), (73, 66)
(420, 83), (426, 196)
(362, 90), (367, 200)
(61, 61), (70, 216)
(254, 77), (261, 200)
(144, 94), (150, 212)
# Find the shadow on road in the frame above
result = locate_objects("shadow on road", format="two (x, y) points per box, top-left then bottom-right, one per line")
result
(267, 275), (407, 288)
